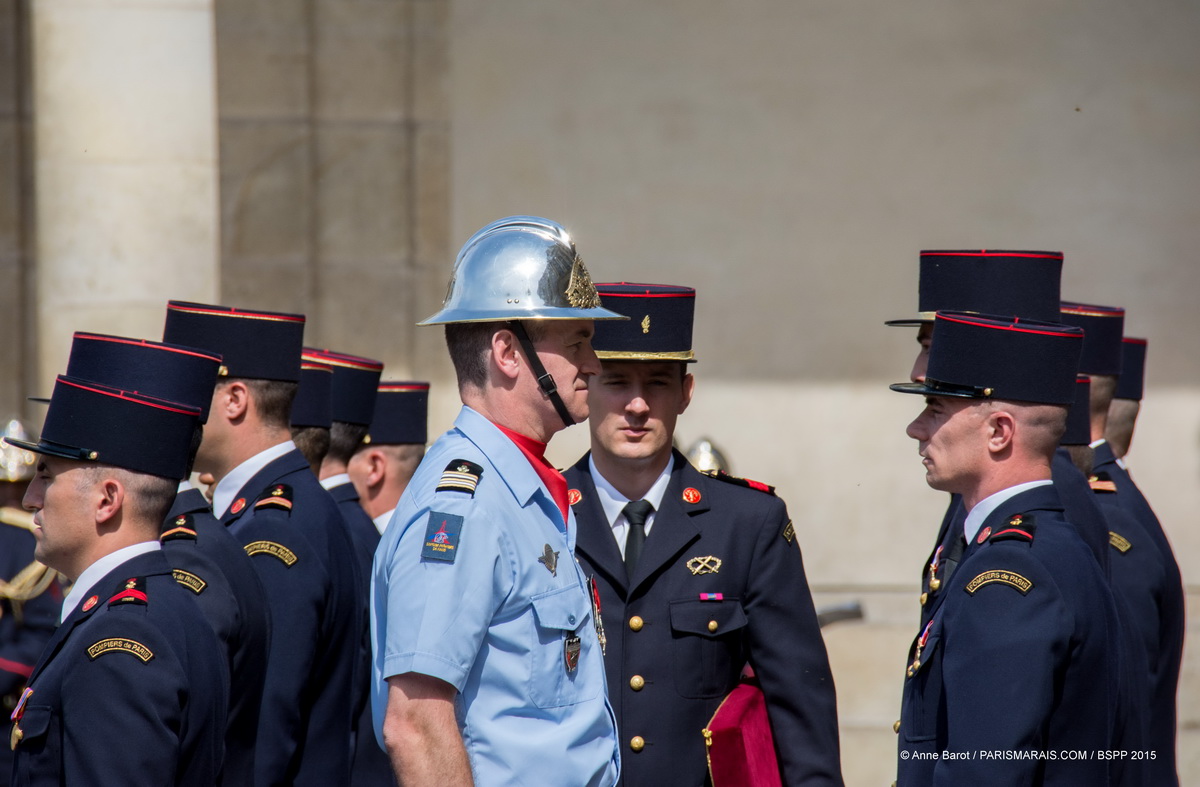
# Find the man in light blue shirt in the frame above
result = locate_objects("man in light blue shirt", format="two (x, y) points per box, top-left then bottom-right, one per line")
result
(371, 216), (625, 786)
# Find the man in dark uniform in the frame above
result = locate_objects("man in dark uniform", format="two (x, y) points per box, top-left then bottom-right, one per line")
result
(0, 422), (61, 787)
(564, 283), (843, 786)
(347, 382), (429, 535)
(57, 330), (272, 785)
(6, 375), (227, 785)
(891, 311), (1120, 784)
(886, 250), (1112, 628)
(302, 347), (390, 787)
(1061, 316), (1183, 785)
(163, 301), (361, 787)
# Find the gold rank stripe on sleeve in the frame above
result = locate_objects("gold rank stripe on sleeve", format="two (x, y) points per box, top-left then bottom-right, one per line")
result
(86, 638), (155, 663)
(244, 540), (299, 566)
(1109, 531), (1133, 553)
(172, 569), (208, 594)
(963, 570), (1034, 596)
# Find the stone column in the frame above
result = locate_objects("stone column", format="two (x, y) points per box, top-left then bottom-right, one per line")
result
(31, 0), (219, 391)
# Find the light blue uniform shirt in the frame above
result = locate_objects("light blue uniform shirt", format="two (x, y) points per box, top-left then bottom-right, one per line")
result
(371, 406), (620, 786)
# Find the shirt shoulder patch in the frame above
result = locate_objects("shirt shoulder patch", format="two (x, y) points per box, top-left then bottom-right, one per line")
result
(702, 469), (776, 496)
(87, 637), (155, 663)
(254, 484), (294, 513)
(421, 511), (464, 563)
(781, 520), (795, 543)
(1088, 472), (1118, 493)
(964, 569), (1034, 596)
(172, 568), (207, 594)
(986, 513), (1036, 545)
(244, 540), (299, 566)
(437, 460), (484, 496)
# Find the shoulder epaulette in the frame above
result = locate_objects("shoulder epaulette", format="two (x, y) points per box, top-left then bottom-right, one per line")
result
(107, 576), (149, 607)
(254, 484), (294, 513)
(437, 460), (484, 496)
(160, 513), (198, 542)
(1088, 472), (1118, 493)
(985, 512), (1036, 545)
(702, 469), (776, 496)
(0, 506), (35, 532)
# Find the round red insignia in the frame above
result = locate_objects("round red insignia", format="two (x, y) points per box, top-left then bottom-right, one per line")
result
(231, 498), (246, 514)
(977, 526), (992, 544)
(682, 487), (702, 504)
(82, 595), (98, 612)
(567, 489), (582, 506)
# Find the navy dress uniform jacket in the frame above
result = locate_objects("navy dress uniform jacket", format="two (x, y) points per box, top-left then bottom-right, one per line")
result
(565, 451), (843, 787)
(1093, 442), (1184, 786)
(9, 550), (228, 787)
(162, 487), (271, 786)
(325, 481), (394, 787)
(896, 484), (1120, 786)
(220, 448), (361, 787)
(0, 517), (59, 787)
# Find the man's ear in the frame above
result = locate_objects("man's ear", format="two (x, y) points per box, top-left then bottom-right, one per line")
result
(985, 408), (1017, 455)
(491, 328), (522, 382)
(94, 476), (125, 528)
(679, 372), (696, 415)
(367, 449), (389, 487)
(216, 381), (251, 422)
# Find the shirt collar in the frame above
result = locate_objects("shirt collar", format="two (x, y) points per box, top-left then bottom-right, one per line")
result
(61, 541), (161, 623)
(963, 479), (1054, 544)
(213, 440), (296, 517)
(1089, 437), (1107, 450)
(373, 508), (396, 535)
(320, 473), (351, 491)
(587, 453), (674, 528)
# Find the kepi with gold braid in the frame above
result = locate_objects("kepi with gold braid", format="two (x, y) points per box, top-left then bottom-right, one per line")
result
(591, 283), (697, 363)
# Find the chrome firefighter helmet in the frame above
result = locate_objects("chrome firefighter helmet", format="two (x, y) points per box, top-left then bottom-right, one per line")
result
(419, 216), (627, 325)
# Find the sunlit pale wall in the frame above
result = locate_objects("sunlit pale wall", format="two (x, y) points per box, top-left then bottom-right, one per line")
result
(445, 1), (1200, 784)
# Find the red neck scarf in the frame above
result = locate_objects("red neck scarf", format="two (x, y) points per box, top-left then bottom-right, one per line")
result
(492, 422), (570, 526)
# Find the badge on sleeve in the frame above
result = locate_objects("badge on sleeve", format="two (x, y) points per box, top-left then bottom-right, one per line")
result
(422, 511), (464, 562)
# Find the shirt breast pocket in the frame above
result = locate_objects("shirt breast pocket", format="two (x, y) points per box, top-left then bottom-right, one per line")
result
(528, 585), (599, 709)
(901, 633), (943, 743)
(668, 598), (749, 699)
(11, 704), (58, 786)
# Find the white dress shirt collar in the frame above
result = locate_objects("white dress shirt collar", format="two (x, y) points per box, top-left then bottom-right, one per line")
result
(212, 440), (297, 517)
(373, 508), (396, 535)
(963, 479), (1054, 545)
(320, 473), (351, 491)
(587, 454), (674, 556)
(61, 541), (161, 623)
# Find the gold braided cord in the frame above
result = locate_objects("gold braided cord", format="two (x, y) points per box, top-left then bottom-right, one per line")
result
(0, 560), (59, 603)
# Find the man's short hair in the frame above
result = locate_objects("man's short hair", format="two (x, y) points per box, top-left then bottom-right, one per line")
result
(291, 425), (331, 472)
(220, 378), (297, 429)
(75, 465), (178, 528)
(445, 321), (548, 390)
(327, 421), (370, 465)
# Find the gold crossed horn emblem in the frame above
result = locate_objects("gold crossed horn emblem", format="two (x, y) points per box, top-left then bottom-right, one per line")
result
(686, 556), (722, 576)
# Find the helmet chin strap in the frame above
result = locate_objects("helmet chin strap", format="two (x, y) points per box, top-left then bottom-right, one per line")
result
(508, 321), (576, 428)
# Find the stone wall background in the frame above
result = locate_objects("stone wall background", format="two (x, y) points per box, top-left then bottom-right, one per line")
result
(2, 0), (1197, 784)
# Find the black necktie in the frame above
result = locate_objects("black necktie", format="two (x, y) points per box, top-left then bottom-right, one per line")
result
(623, 499), (654, 579)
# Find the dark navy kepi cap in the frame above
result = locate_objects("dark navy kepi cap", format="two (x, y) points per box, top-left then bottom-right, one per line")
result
(366, 382), (430, 445)
(886, 249), (1063, 326)
(303, 349), (383, 426)
(61, 332), (223, 422)
(591, 283), (697, 362)
(1061, 376), (1092, 446)
(1059, 301), (1125, 376)
(163, 301), (306, 382)
(290, 360), (334, 429)
(891, 312), (1084, 404)
(1115, 337), (1147, 401)
(6, 376), (202, 479)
